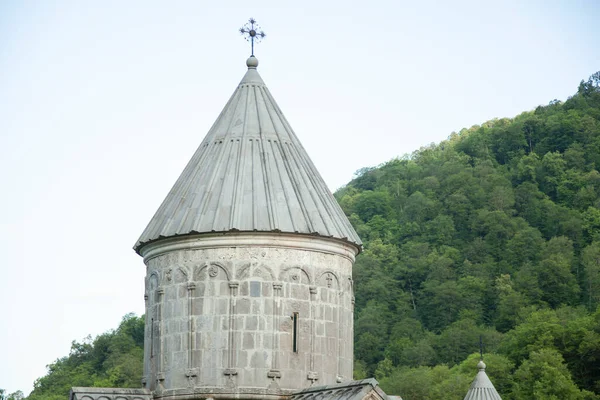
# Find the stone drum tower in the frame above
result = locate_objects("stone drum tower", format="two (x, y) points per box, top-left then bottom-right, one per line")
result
(133, 54), (362, 399)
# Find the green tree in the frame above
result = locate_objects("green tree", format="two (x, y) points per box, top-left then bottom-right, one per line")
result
(512, 349), (584, 400)
(582, 242), (600, 309)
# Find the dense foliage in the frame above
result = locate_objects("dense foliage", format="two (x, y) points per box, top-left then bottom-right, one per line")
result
(340, 72), (600, 398)
(19, 314), (144, 400)
(8, 72), (600, 400)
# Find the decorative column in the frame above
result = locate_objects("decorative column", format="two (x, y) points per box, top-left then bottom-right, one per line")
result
(142, 292), (149, 388)
(156, 287), (165, 391)
(186, 282), (197, 387)
(268, 283), (283, 389)
(224, 281), (239, 388)
(337, 289), (343, 383)
(307, 286), (318, 386)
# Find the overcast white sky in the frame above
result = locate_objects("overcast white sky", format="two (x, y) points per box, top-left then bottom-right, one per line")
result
(1, 0), (599, 395)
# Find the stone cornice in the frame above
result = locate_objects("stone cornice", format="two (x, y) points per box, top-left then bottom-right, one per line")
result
(140, 232), (358, 263)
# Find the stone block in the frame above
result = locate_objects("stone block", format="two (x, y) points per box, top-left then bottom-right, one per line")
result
(327, 337), (336, 356)
(234, 315), (244, 329)
(324, 305), (332, 321)
(237, 298), (250, 314)
(239, 281), (249, 296)
(236, 349), (248, 368)
(263, 300), (273, 315)
(258, 315), (268, 331)
(250, 280), (261, 297)
(193, 298), (204, 314)
(262, 282), (272, 297)
(262, 332), (272, 349)
(243, 332), (254, 349)
(250, 350), (267, 369)
(196, 282), (206, 297)
(218, 298), (229, 315)
(172, 333), (182, 352)
(316, 321), (324, 337)
(245, 315), (258, 330)
(250, 299), (261, 314)
(220, 281), (230, 294)
(178, 284), (187, 299)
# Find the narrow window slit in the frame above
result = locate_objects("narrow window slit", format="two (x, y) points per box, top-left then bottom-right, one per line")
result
(292, 312), (299, 353)
(150, 317), (154, 358)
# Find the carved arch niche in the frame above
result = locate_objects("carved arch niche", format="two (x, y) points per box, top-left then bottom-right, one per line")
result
(171, 266), (190, 301)
(317, 271), (341, 304)
(280, 266), (311, 302)
(194, 263), (230, 296)
(279, 266), (312, 348)
(236, 263), (275, 298)
(191, 262), (233, 383)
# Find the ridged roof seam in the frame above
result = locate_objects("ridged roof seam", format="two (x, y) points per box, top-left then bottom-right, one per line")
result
(264, 86), (332, 234)
(194, 88), (244, 230)
(282, 141), (316, 233)
(251, 138), (257, 229)
(211, 139), (236, 231)
(272, 139), (299, 232)
(184, 142), (222, 232)
(288, 141), (343, 237)
(139, 140), (204, 241)
(300, 146), (359, 241)
(258, 85), (299, 232)
(172, 142), (217, 234)
(255, 86), (276, 231)
(282, 133), (329, 235)
(230, 86), (251, 229)
(260, 86), (314, 232)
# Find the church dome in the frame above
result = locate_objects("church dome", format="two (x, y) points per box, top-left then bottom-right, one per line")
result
(134, 57), (361, 254)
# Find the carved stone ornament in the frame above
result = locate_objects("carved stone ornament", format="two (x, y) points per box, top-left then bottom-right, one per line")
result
(166, 268), (172, 281)
(208, 265), (219, 277)
(307, 371), (319, 385)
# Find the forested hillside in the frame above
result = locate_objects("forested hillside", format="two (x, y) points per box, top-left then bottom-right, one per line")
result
(17, 314), (145, 400)
(339, 72), (600, 398)
(9, 72), (600, 400)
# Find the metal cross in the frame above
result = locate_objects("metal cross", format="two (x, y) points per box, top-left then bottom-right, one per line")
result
(239, 18), (266, 56)
(479, 335), (484, 360)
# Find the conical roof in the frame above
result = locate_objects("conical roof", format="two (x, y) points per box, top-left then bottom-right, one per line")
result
(134, 56), (361, 253)
(464, 361), (502, 400)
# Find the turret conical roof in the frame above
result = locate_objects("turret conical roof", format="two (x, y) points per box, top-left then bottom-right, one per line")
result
(134, 56), (361, 253)
(464, 361), (502, 400)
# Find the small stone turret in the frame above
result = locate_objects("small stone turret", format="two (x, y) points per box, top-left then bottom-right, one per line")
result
(133, 56), (361, 399)
(463, 360), (502, 400)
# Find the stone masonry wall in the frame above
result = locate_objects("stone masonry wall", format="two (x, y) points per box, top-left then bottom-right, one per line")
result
(139, 234), (357, 399)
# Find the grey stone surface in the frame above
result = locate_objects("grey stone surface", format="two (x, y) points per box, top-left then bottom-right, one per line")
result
(289, 379), (390, 400)
(69, 387), (152, 400)
(139, 234), (356, 397)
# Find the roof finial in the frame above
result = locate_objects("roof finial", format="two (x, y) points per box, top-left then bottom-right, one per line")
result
(239, 18), (266, 57)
